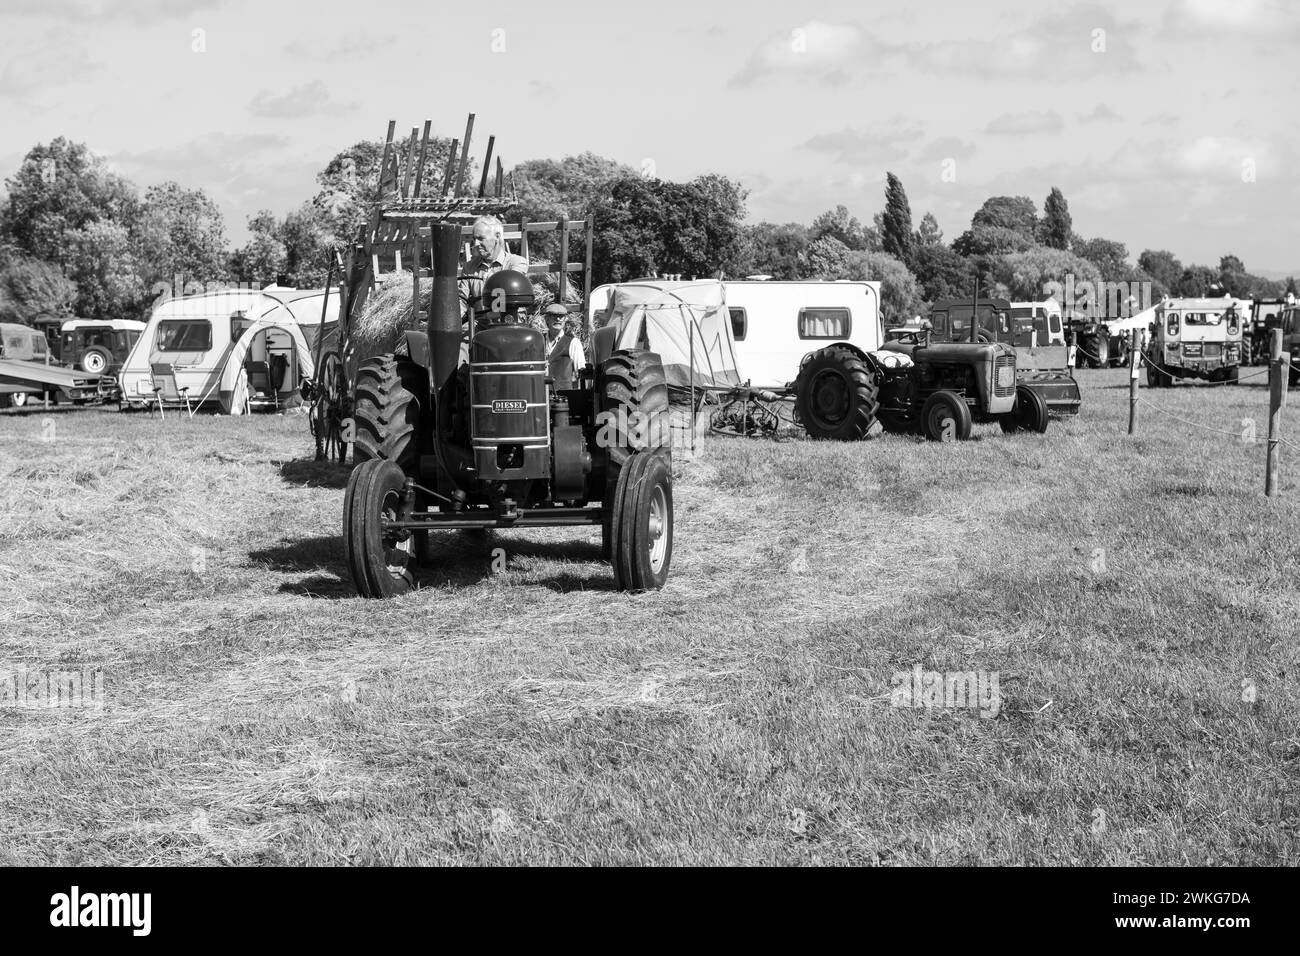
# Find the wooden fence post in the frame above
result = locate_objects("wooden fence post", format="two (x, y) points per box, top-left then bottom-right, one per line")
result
(1267, 328), (1286, 497)
(1128, 329), (1139, 435)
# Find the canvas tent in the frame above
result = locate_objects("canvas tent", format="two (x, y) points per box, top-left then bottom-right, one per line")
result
(220, 288), (339, 414)
(603, 280), (742, 394)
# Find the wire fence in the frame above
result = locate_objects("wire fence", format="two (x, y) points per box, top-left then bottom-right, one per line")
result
(1119, 339), (1298, 493)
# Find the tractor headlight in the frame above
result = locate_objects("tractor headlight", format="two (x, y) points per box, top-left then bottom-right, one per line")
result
(996, 365), (1016, 389)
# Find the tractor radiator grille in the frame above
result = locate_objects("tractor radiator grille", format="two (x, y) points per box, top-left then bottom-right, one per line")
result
(993, 357), (1016, 397)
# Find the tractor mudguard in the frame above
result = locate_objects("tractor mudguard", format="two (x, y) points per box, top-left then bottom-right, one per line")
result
(402, 331), (431, 368)
(591, 324), (618, 369)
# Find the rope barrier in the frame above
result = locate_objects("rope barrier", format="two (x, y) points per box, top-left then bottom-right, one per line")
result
(1133, 397), (1256, 440)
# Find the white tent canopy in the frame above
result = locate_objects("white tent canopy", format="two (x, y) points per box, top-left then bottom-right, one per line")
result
(218, 289), (338, 414)
(607, 280), (741, 390)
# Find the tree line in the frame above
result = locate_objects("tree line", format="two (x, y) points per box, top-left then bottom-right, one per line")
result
(2, 136), (1295, 327)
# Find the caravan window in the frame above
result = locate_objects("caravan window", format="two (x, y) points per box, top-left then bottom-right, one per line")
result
(230, 312), (253, 343)
(930, 311), (949, 334)
(798, 307), (851, 339)
(729, 307), (747, 342)
(157, 319), (212, 351)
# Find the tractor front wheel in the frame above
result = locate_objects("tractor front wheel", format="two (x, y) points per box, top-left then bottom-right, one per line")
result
(610, 451), (673, 592)
(921, 390), (971, 442)
(999, 385), (1050, 434)
(794, 345), (879, 440)
(344, 458), (416, 599)
(599, 349), (670, 560)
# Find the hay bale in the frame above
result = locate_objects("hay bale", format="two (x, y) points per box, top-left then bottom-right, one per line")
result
(351, 271), (431, 361)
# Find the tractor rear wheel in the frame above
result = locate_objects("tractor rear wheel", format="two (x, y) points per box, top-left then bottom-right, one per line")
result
(794, 345), (879, 440)
(599, 349), (670, 560)
(611, 451), (673, 592)
(1092, 336), (1109, 368)
(344, 458), (416, 598)
(1000, 385), (1049, 433)
(921, 390), (971, 442)
(598, 349), (670, 467)
(351, 354), (426, 470)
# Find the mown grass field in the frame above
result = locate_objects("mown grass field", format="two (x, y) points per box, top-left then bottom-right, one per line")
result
(1, 368), (1297, 865)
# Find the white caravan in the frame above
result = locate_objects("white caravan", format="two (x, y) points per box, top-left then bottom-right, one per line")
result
(118, 286), (339, 412)
(590, 279), (883, 389)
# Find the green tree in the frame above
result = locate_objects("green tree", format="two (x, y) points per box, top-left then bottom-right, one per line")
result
(0, 245), (76, 324)
(1, 137), (142, 317)
(1286, 276), (1297, 296)
(590, 173), (747, 284)
(848, 250), (922, 322)
(1073, 237), (1130, 278)
(229, 211), (289, 287)
(735, 222), (810, 279)
(915, 211), (943, 247)
(66, 220), (147, 319)
(970, 196), (1038, 245)
(1175, 265), (1219, 296)
(806, 236), (853, 278)
(1138, 249), (1183, 292)
(809, 204), (875, 252)
(990, 247), (1103, 301)
(279, 203), (333, 287)
(513, 152), (635, 222)
(1218, 254), (1251, 297)
(313, 135), (465, 250)
(881, 172), (914, 265)
(1041, 187), (1071, 250)
(953, 225), (1034, 257)
(134, 181), (228, 292)
(911, 242), (972, 302)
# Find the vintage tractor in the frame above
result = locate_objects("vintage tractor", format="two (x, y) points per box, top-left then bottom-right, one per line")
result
(343, 223), (673, 597)
(793, 329), (1046, 442)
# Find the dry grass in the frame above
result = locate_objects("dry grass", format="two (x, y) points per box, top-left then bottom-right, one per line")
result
(0, 369), (1298, 865)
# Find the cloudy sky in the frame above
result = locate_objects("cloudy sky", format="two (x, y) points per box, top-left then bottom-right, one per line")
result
(1, 0), (1297, 274)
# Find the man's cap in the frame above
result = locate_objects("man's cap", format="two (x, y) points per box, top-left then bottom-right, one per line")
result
(544, 304), (568, 317)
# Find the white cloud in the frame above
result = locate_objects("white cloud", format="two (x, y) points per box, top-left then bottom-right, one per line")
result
(247, 80), (356, 118)
(729, 20), (896, 87)
(985, 111), (1065, 136)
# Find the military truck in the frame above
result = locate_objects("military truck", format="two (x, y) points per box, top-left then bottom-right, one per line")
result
(925, 297), (1081, 415)
(1144, 297), (1244, 386)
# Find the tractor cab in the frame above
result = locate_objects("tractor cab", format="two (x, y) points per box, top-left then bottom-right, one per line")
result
(927, 298), (1012, 345)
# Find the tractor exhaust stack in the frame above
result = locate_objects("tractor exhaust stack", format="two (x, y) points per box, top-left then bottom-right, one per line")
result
(430, 221), (462, 392)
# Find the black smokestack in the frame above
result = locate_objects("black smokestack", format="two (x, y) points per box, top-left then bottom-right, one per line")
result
(430, 221), (462, 391)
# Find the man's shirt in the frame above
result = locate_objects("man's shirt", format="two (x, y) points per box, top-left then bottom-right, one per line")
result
(459, 245), (529, 315)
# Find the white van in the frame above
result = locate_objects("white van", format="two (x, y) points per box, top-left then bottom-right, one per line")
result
(590, 279), (883, 389)
(1009, 300), (1065, 346)
(118, 287), (339, 412)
